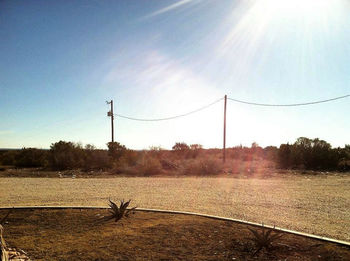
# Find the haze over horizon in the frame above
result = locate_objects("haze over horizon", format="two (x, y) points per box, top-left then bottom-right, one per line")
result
(1, 0), (349, 150)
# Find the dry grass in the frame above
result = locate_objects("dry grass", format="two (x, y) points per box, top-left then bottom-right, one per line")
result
(0, 174), (349, 242)
(2, 209), (350, 261)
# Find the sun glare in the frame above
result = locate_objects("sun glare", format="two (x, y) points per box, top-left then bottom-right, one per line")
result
(266, 0), (335, 16)
(218, 0), (344, 76)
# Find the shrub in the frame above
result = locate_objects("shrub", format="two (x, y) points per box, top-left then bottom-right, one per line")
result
(187, 144), (203, 159)
(0, 151), (17, 166)
(172, 142), (189, 151)
(338, 159), (350, 172)
(14, 148), (48, 168)
(183, 158), (223, 176)
(148, 146), (165, 159)
(138, 156), (162, 176)
(160, 159), (179, 171)
(107, 142), (127, 162)
(84, 149), (111, 171)
(118, 150), (139, 167)
(49, 141), (85, 170)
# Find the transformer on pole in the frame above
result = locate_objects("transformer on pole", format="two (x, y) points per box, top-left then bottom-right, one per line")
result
(106, 100), (114, 143)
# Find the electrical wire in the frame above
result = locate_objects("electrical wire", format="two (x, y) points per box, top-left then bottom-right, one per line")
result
(114, 97), (224, 121)
(113, 94), (349, 122)
(227, 94), (350, 107)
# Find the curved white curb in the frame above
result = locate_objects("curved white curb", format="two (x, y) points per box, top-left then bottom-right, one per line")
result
(1, 206), (349, 247)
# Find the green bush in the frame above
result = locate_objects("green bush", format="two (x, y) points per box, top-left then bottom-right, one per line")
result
(84, 149), (111, 170)
(107, 142), (127, 162)
(14, 148), (48, 168)
(0, 151), (17, 166)
(338, 159), (350, 171)
(49, 141), (85, 170)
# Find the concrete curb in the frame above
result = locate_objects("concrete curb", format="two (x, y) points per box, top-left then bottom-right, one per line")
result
(1, 206), (349, 247)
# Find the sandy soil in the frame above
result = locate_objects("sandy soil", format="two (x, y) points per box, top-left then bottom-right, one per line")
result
(0, 175), (349, 242)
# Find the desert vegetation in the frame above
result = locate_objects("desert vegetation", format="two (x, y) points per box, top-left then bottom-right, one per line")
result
(0, 137), (349, 177)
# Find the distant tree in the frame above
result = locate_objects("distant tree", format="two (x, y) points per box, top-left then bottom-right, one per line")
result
(172, 142), (190, 159)
(172, 142), (189, 151)
(107, 142), (127, 161)
(0, 151), (17, 166)
(190, 144), (203, 150)
(251, 142), (259, 149)
(292, 137), (335, 169)
(147, 146), (165, 159)
(278, 137), (339, 170)
(82, 144), (111, 170)
(189, 144), (203, 158)
(85, 144), (96, 150)
(251, 142), (263, 158)
(15, 148), (48, 168)
(339, 145), (350, 160)
(278, 143), (292, 168)
(49, 141), (84, 170)
(263, 146), (278, 161)
(149, 146), (163, 151)
(338, 145), (350, 171)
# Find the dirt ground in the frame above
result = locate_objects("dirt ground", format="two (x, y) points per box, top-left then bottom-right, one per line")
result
(0, 174), (349, 242)
(1, 209), (349, 261)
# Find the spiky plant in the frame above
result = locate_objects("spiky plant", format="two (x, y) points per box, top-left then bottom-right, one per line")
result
(247, 225), (283, 256)
(0, 210), (11, 261)
(101, 199), (137, 223)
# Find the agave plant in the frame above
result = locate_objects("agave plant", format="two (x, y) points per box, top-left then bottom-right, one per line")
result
(101, 199), (137, 223)
(0, 210), (11, 261)
(247, 224), (283, 256)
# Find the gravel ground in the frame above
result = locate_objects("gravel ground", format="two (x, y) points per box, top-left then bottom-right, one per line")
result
(0, 175), (349, 242)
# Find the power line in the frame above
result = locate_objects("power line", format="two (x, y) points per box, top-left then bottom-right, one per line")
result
(227, 94), (350, 107)
(113, 93), (349, 122)
(114, 97), (224, 121)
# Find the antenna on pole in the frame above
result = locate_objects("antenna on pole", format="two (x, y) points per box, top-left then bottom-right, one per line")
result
(106, 100), (114, 143)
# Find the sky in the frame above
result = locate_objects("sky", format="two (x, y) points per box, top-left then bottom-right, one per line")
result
(0, 0), (349, 150)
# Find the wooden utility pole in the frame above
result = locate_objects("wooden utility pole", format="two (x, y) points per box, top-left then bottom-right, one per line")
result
(107, 100), (114, 142)
(223, 95), (227, 163)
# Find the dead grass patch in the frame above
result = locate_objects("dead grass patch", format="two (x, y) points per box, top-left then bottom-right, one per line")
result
(1, 209), (349, 261)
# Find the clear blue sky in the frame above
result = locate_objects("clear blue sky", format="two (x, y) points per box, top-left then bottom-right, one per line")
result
(1, 0), (349, 149)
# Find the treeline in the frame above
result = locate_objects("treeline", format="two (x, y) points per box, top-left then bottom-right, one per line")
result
(0, 138), (349, 174)
(278, 137), (350, 171)
(0, 141), (110, 171)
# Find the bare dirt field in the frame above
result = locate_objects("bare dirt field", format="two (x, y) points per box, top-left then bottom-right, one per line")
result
(0, 174), (349, 242)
